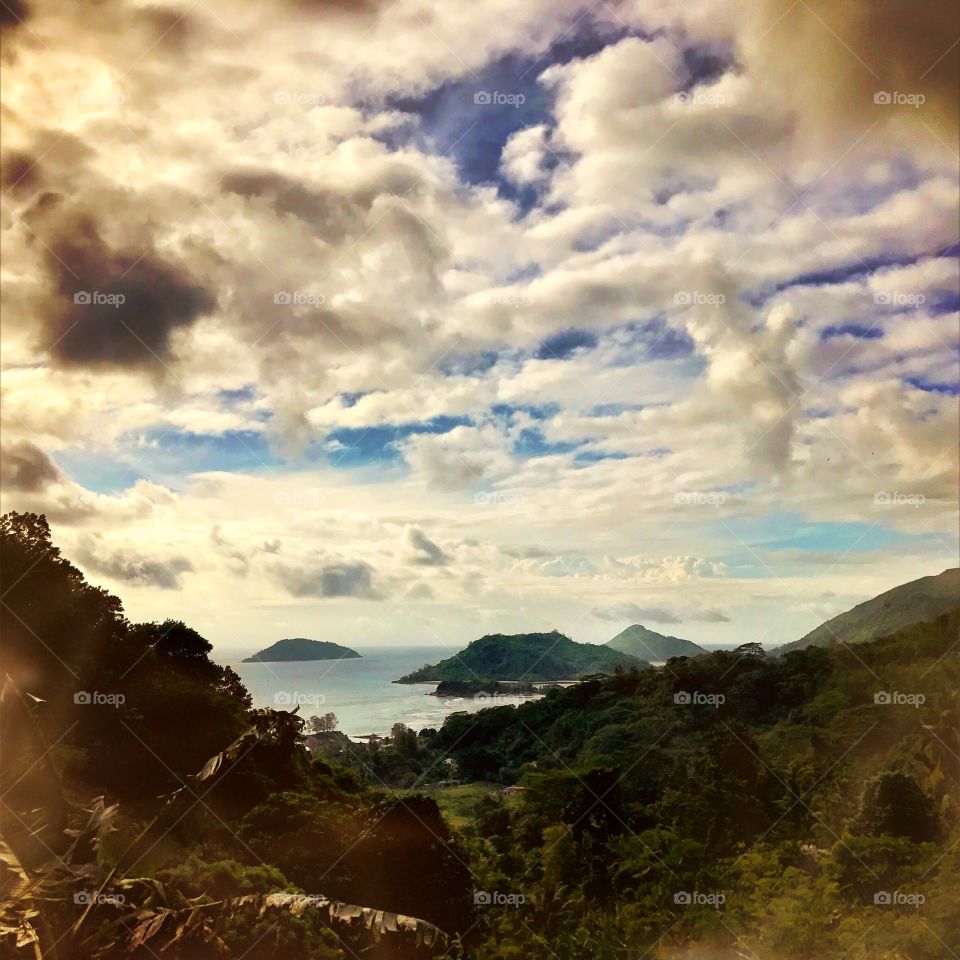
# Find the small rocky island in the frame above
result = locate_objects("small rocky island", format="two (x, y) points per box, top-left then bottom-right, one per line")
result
(243, 637), (361, 662)
(430, 679), (538, 698)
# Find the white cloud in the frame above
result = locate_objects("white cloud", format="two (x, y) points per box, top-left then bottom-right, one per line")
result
(1, 0), (955, 651)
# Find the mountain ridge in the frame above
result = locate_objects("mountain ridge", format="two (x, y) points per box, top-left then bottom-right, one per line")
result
(775, 567), (960, 654)
(605, 623), (708, 660)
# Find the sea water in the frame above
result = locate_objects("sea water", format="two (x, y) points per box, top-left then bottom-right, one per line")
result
(221, 645), (542, 738)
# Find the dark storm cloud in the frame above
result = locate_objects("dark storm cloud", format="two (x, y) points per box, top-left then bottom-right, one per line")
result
(290, 0), (387, 16)
(221, 168), (363, 243)
(76, 537), (193, 589)
(35, 209), (215, 367)
(273, 559), (383, 599)
(0, 440), (61, 491)
(0, 0), (29, 29)
(409, 528), (449, 566)
(1, 151), (40, 193)
(749, 0), (960, 137)
(137, 5), (194, 51)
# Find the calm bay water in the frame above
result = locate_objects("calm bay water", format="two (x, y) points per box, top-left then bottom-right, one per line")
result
(222, 645), (542, 738)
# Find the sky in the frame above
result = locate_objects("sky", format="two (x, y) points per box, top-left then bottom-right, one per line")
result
(1, 0), (957, 654)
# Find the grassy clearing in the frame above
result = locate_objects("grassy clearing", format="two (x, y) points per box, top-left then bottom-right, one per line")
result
(422, 782), (500, 829)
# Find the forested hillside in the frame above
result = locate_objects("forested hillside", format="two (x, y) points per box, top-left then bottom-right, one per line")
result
(341, 623), (960, 958)
(2, 512), (957, 959)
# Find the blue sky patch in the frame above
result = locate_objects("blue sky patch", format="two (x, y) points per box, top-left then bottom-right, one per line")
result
(218, 385), (257, 405)
(326, 415), (470, 468)
(536, 327), (598, 360)
(52, 450), (149, 494)
(586, 402), (649, 416)
(821, 323), (883, 340)
(436, 350), (501, 377)
(513, 427), (581, 458)
(906, 376), (959, 396)
(574, 449), (630, 464)
(55, 429), (285, 491)
(614, 318), (696, 361)
(383, 19), (632, 204)
(929, 291), (960, 316)
(715, 513), (936, 561)
(490, 402), (559, 422)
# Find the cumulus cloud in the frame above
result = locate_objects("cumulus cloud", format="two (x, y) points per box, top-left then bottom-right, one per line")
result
(592, 604), (682, 625)
(691, 608), (730, 623)
(272, 559), (383, 599)
(0, 440), (61, 491)
(408, 528), (450, 566)
(401, 425), (515, 490)
(591, 602), (730, 624)
(75, 535), (193, 590)
(608, 556), (728, 581)
(0, 0), (955, 651)
(501, 124), (552, 185)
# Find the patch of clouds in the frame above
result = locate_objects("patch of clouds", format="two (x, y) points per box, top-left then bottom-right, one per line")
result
(75, 534), (193, 590)
(0, 0), (955, 649)
(408, 527), (450, 566)
(592, 603), (682, 624)
(271, 558), (383, 600)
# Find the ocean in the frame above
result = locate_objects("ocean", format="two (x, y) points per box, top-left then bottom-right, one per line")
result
(222, 645), (543, 738)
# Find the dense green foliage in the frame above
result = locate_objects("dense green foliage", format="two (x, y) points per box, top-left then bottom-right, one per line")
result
(242, 637), (361, 662)
(0, 514), (470, 959)
(3, 512), (957, 959)
(348, 615), (960, 958)
(397, 631), (645, 683)
(0, 512), (252, 805)
(432, 679), (537, 697)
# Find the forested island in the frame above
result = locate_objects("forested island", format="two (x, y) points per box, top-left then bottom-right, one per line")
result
(243, 637), (361, 662)
(396, 630), (645, 683)
(429, 679), (539, 698)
